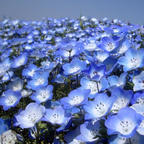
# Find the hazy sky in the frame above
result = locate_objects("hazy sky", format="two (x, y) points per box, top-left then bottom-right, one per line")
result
(0, 0), (144, 24)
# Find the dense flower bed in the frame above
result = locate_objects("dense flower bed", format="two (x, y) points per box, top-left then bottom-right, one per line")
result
(0, 16), (144, 143)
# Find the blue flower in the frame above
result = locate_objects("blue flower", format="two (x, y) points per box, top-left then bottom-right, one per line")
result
(83, 37), (99, 51)
(0, 58), (11, 77)
(15, 103), (45, 128)
(117, 39), (131, 55)
(80, 77), (109, 98)
(62, 58), (87, 75)
(84, 64), (106, 81)
(98, 36), (118, 52)
(131, 92), (144, 104)
(131, 104), (144, 135)
(76, 121), (100, 142)
(27, 70), (49, 90)
(105, 107), (142, 138)
(133, 71), (144, 91)
(22, 64), (38, 78)
(118, 48), (144, 72)
(30, 85), (53, 104)
(60, 87), (90, 108)
(41, 60), (57, 72)
(110, 87), (133, 113)
(43, 106), (70, 125)
(1, 71), (13, 82)
(95, 51), (109, 62)
(84, 93), (115, 120)
(0, 90), (22, 111)
(12, 53), (28, 68)
(107, 73), (127, 88)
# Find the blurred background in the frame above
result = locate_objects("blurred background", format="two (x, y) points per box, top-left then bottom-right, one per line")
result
(0, 0), (144, 24)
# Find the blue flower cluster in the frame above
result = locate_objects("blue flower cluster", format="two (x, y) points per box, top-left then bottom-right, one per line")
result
(0, 17), (144, 143)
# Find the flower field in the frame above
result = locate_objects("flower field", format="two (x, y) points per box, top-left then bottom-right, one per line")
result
(0, 17), (144, 143)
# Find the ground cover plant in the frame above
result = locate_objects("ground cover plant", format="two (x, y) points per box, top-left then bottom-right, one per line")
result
(0, 16), (144, 143)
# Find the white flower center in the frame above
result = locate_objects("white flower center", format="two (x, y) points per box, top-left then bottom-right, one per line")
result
(70, 95), (83, 105)
(93, 102), (106, 117)
(106, 42), (115, 51)
(37, 90), (50, 101)
(5, 95), (17, 106)
(35, 78), (45, 86)
(130, 57), (140, 67)
(119, 120), (134, 135)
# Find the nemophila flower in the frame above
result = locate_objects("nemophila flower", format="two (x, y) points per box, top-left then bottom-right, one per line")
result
(95, 51), (109, 62)
(131, 92), (144, 104)
(15, 103), (45, 128)
(8, 78), (23, 92)
(76, 121), (100, 142)
(27, 70), (49, 90)
(110, 87), (133, 113)
(31, 85), (53, 103)
(84, 64), (106, 81)
(43, 106), (70, 126)
(62, 58), (87, 75)
(0, 58), (11, 77)
(98, 36), (118, 52)
(118, 48), (144, 72)
(107, 73), (127, 88)
(84, 93), (115, 120)
(0, 130), (18, 144)
(133, 71), (144, 91)
(105, 107), (142, 138)
(0, 90), (22, 111)
(53, 74), (65, 83)
(12, 53), (28, 68)
(22, 64), (38, 78)
(83, 37), (99, 51)
(1, 71), (13, 82)
(118, 39), (131, 55)
(41, 60), (57, 71)
(103, 56), (118, 74)
(60, 87), (90, 108)
(80, 77), (109, 98)
(131, 104), (144, 135)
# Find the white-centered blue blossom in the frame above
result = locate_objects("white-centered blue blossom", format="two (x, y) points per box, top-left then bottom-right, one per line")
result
(12, 53), (28, 68)
(27, 70), (49, 90)
(110, 87), (133, 113)
(84, 93), (115, 119)
(118, 48), (144, 72)
(43, 106), (70, 125)
(63, 58), (87, 75)
(15, 103), (45, 128)
(105, 107), (142, 138)
(31, 85), (53, 103)
(76, 121), (100, 142)
(60, 87), (90, 108)
(0, 90), (22, 111)
(22, 64), (38, 78)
